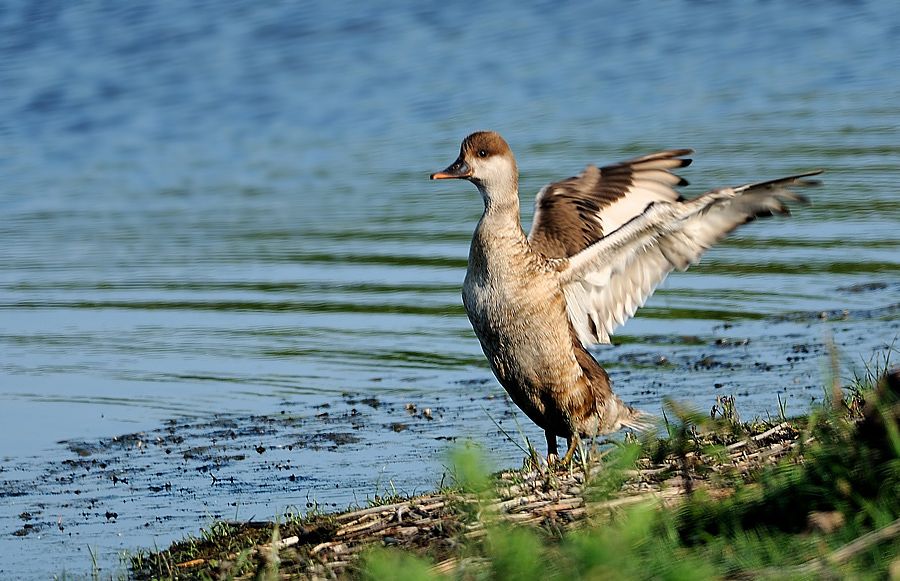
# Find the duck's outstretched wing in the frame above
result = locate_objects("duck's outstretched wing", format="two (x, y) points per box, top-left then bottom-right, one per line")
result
(557, 171), (822, 346)
(527, 150), (693, 259)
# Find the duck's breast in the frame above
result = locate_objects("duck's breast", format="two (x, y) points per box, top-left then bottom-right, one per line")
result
(462, 230), (581, 405)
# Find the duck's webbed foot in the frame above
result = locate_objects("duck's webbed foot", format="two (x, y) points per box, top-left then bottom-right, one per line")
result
(560, 435), (581, 466)
(544, 432), (584, 468)
(544, 430), (560, 465)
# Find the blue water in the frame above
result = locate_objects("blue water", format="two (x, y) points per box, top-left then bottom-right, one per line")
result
(1, 1), (899, 577)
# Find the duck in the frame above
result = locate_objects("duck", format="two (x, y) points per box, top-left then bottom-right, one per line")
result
(431, 131), (821, 463)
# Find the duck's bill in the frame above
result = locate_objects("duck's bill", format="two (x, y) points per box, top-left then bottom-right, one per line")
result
(430, 158), (472, 179)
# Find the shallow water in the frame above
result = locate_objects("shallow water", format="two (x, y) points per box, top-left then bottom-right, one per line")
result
(1, 1), (899, 577)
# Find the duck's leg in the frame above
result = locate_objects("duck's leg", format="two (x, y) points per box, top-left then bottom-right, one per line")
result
(561, 435), (580, 465)
(545, 431), (559, 462)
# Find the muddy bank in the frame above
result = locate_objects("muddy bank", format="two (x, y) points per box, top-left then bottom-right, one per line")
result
(132, 421), (805, 579)
(132, 367), (900, 579)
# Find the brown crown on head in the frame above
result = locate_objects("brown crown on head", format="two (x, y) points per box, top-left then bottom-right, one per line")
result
(460, 131), (512, 159)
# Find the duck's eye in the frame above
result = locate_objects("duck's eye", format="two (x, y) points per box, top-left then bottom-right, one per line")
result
(477, 149), (488, 158)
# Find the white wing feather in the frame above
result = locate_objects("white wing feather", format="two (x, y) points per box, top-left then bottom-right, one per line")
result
(558, 172), (820, 346)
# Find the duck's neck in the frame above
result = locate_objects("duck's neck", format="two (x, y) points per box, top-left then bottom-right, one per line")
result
(475, 181), (525, 239)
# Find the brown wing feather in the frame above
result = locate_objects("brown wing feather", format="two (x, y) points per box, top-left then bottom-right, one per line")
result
(528, 149), (693, 258)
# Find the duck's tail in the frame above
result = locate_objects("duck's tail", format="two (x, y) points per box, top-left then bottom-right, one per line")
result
(619, 406), (657, 433)
(599, 397), (657, 434)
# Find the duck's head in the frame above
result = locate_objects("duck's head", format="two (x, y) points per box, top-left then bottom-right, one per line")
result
(431, 131), (518, 204)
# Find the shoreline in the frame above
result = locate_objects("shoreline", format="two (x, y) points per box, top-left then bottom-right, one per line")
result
(130, 414), (860, 578)
(130, 366), (899, 578)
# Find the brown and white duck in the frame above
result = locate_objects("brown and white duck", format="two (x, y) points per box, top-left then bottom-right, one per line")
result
(431, 131), (820, 462)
